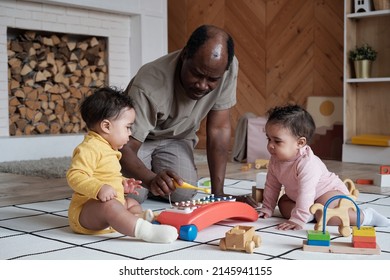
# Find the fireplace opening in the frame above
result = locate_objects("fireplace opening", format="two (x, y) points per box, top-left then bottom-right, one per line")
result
(7, 27), (108, 136)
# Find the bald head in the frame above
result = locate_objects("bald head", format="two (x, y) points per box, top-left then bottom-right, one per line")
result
(179, 25), (235, 100)
(182, 25), (234, 70)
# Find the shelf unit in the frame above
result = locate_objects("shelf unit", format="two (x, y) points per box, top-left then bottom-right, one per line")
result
(343, 0), (390, 165)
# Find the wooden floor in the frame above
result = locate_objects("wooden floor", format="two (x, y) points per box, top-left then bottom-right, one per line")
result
(1, 150), (389, 207)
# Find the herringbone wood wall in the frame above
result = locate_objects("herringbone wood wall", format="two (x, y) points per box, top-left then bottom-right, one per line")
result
(168, 0), (344, 149)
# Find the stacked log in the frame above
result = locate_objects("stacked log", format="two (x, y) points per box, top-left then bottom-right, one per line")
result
(7, 30), (107, 135)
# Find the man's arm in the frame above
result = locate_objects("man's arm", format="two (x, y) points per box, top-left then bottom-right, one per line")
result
(120, 138), (154, 186)
(206, 109), (259, 207)
(206, 109), (231, 197)
(119, 138), (181, 196)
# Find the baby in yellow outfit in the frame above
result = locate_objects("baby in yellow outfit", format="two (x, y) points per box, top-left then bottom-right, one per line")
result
(67, 86), (177, 243)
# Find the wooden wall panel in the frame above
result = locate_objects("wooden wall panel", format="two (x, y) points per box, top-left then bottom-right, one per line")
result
(266, 0), (315, 109)
(168, 0), (188, 52)
(168, 0), (226, 53)
(225, 0), (267, 143)
(167, 0), (344, 149)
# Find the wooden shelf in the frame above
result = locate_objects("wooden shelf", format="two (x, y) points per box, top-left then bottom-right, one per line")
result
(343, 144), (390, 165)
(342, 1), (390, 164)
(346, 77), (390, 83)
(347, 10), (390, 19)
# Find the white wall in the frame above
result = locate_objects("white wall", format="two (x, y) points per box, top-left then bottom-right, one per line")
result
(0, 0), (167, 162)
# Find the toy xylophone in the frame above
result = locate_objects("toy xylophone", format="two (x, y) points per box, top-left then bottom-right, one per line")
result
(155, 195), (259, 241)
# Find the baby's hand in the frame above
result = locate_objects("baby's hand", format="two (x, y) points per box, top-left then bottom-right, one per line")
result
(258, 210), (270, 219)
(123, 178), (143, 195)
(98, 184), (117, 202)
(276, 221), (302, 231)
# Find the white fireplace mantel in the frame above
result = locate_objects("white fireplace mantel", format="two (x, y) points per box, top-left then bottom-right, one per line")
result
(0, 0), (167, 162)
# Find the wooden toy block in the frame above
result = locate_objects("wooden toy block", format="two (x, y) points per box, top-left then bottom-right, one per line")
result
(307, 239), (330, 247)
(219, 225), (261, 254)
(374, 173), (390, 187)
(252, 186), (283, 204)
(352, 226), (377, 249)
(355, 178), (374, 185)
(251, 186), (263, 203)
(352, 235), (376, 243)
(303, 240), (381, 255)
(254, 159), (269, 169)
(353, 241), (377, 249)
(241, 163), (252, 171)
(255, 172), (267, 188)
(307, 230), (330, 241)
(307, 230), (330, 246)
(352, 226), (376, 237)
(380, 165), (390, 174)
(351, 134), (390, 147)
(241, 165), (249, 171)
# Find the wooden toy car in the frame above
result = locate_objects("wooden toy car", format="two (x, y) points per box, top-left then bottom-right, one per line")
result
(219, 225), (261, 253)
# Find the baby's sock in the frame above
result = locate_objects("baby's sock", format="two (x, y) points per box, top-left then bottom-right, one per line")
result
(134, 218), (178, 243)
(361, 208), (390, 227)
(141, 209), (155, 222)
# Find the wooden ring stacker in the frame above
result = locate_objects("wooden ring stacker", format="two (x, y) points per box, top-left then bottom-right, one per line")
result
(321, 195), (361, 234)
(303, 195), (381, 255)
(310, 194), (359, 237)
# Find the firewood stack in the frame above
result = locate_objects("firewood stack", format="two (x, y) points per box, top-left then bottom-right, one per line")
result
(7, 30), (107, 136)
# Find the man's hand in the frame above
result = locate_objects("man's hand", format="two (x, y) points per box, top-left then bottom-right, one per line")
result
(98, 184), (117, 202)
(149, 169), (182, 197)
(123, 178), (143, 195)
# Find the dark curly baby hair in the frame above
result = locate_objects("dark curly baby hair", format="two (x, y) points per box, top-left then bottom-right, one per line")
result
(266, 104), (316, 143)
(80, 86), (135, 129)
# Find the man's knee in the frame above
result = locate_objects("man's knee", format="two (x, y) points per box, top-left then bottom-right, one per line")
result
(169, 189), (197, 203)
(127, 187), (149, 204)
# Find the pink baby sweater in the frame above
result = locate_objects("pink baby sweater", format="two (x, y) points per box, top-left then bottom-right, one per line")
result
(259, 146), (349, 228)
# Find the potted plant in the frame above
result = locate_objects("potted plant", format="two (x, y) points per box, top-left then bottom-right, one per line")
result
(349, 43), (377, 78)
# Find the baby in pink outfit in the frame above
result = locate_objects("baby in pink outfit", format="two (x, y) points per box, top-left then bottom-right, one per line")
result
(258, 105), (390, 230)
